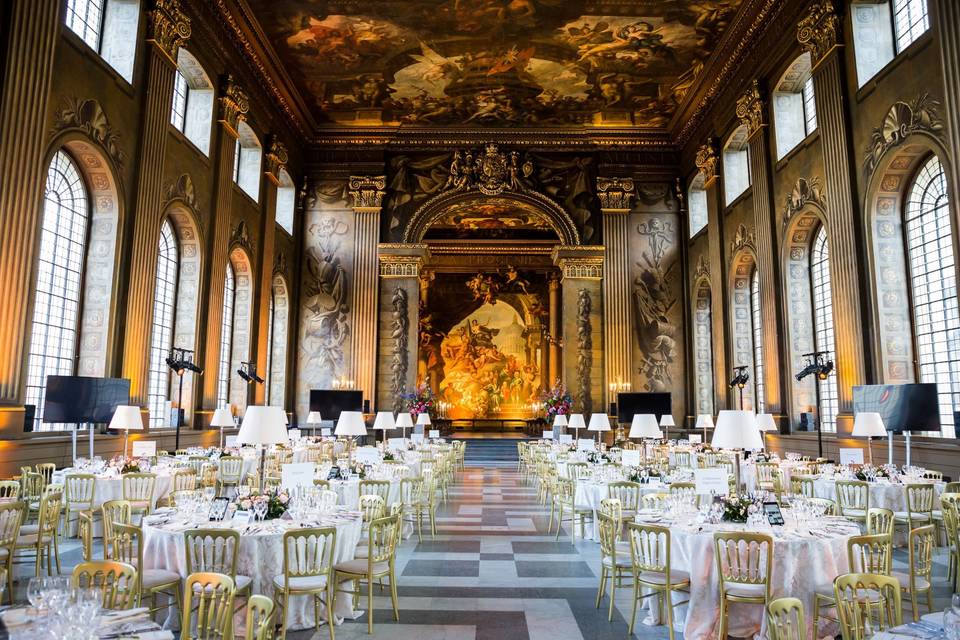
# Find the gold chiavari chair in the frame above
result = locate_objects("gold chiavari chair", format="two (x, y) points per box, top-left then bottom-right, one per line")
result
(0, 502), (23, 603)
(101, 500), (132, 557)
(273, 527), (337, 640)
(626, 522), (690, 639)
(111, 523), (182, 617)
(244, 594), (275, 640)
(35, 463), (56, 487)
(552, 477), (593, 543)
(63, 473), (96, 538)
(767, 597), (806, 640)
(808, 497), (836, 516)
(755, 462), (779, 492)
(564, 462), (589, 481)
(0, 481), (20, 500)
(833, 573), (902, 640)
(813, 532), (893, 631)
(358, 479), (391, 504)
(184, 529), (252, 602)
(358, 494), (386, 532)
(180, 572), (236, 640)
(836, 480), (869, 525)
(790, 475), (815, 498)
(714, 532), (773, 640)
(607, 481), (641, 520)
(941, 495), (960, 588)
(333, 513), (402, 634)
(893, 524), (936, 621)
(121, 473), (157, 519)
(217, 456), (244, 496)
(14, 492), (60, 576)
(866, 507), (895, 537)
(598, 498), (623, 543)
(399, 477), (427, 542)
(72, 560), (139, 610)
(595, 513), (632, 621)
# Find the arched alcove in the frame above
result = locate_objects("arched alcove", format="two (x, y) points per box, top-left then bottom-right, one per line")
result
(692, 277), (714, 415)
(228, 246), (254, 412)
(729, 247), (760, 411)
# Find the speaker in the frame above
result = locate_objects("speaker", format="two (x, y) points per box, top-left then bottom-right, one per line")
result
(363, 399), (370, 414)
(22, 404), (35, 432)
(799, 412), (816, 432)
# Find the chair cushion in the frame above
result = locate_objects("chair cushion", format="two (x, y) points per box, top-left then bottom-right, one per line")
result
(354, 546), (368, 559)
(892, 571), (930, 591)
(143, 569), (180, 589)
(842, 508), (866, 518)
(334, 559), (389, 576)
(15, 533), (51, 546)
(272, 574), (329, 591)
(894, 511), (931, 522)
(128, 501), (151, 510)
(722, 581), (767, 598)
(192, 574), (251, 592)
(19, 524), (38, 535)
(637, 569), (690, 586)
(602, 554), (631, 569)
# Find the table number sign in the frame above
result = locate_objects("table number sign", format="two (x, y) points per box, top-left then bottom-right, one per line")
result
(559, 434), (573, 444)
(287, 428), (301, 441)
(321, 428), (331, 437)
(620, 449), (641, 467)
(131, 441), (156, 458)
(428, 429), (440, 439)
(411, 433), (425, 444)
(208, 497), (230, 521)
(225, 435), (239, 448)
(763, 501), (785, 526)
(688, 434), (702, 444)
(281, 462), (316, 490)
(388, 437), (406, 451)
(354, 448), (381, 465)
(233, 509), (252, 524)
(839, 448), (864, 465)
(694, 468), (729, 496)
(543, 430), (554, 440)
(576, 439), (595, 451)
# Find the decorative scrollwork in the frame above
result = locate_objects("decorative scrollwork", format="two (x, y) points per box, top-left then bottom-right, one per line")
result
(52, 97), (125, 168)
(147, 0), (191, 65)
(440, 143), (532, 196)
(218, 75), (249, 137)
(694, 255), (710, 282)
(729, 223), (756, 256)
(348, 176), (386, 211)
(695, 139), (719, 183)
(784, 176), (825, 223)
(162, 173), (196, 209)
(863, 93), (944, 178)
(264, 139), (289, 179)
(390, 287), (409, 413)
(576, 289), (593, 415)
(797, 1), (841, 64)
(597, 177), (636, 211)
(735, 80), (766, 136)
(230, 220), (255, 257)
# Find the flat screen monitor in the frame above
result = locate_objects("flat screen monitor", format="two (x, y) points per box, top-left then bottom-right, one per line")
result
(309, 390), (363, 421)
(852, 383), (941, 433)
(43, 376), (130, 424)
(616, 392), (672, 424)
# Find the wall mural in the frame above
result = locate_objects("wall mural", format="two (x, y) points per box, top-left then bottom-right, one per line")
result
(419, 270), (545, 419)
(576, 288), (593, 415)
(390, 287), (410, 412)
(631, 217), (679, 391)
(246, 0), (742, 127)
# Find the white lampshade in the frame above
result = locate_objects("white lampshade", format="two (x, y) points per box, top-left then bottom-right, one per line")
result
(852, 412), (887, 437)
(629, 414), (662, 439)
(415, 413), (431, 426)
(395, 412), (414, 428)
(372, 411), (395, 431)
(237, 405), (288, 446)
(335, 411), (368, 436)
(659, 414), (676, 428)
(109, 405), (143, 431)
(695, 414), (715, 430)
(211, 407), (234, 428)
(306, 411), (323, 425)
(711, 410), (763, 450)
(756, 413), (777, 432)
(553, 414), (568, 427)
(587, 413), (611, 432)
(568, 414), (586, 429)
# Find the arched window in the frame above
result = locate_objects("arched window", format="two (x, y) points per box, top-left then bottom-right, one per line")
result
(64, 0), (139, 82)
(693, 281), (714, 414)
(216, 263), (236, 408)
(234, 122), (262, 201)
(25, 151), (90, 430)
(750, 268), (765, 413)
(893, 0), (930, 51)
(810, 226), (839, 431)
(723, 127), (751, 206)
(267, 275), (289, 406)
(904, 155), (958, 436)
(773, 54), (817, 159)
(688, 173), (708, 238)
(852, 0), (930, 86)
(276, 169), (296, 236)
(147, 220), (179, 427)
(169, 49), (214, 155)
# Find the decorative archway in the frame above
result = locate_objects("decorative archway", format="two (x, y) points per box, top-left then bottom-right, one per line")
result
(692, 275), (714, 415)
(228, 246), (254, 412)
(729, 236), (759, 411)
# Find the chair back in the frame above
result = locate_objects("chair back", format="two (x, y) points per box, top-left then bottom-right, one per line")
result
(35, 463), (56, 486)
(669, 482), (698, 505)
(906, 524), (936, 587)
(185, 529), (240, 578)
(790, 475), (815, 498)
(847, 533), (892, 575)
(65, 473), (97, 506)
(944, 482), (960, 494)
(596, 513), (620, 561)
(121, 473), (157, 503)
(905, 484), (935, 515)
(674, 451), (692, 468)
(313, 479), (330, 491)
(922, 470), (943, 481)
(641, 492), (669, 510)
(565, 462), (588, 480)
(187, 457), (208, 475)
(599, 498), (622, 532)
(37, 492), (62, 538)
(713, 532), (773, 600)
(699, 451), (721, 468)
(0, 502), (23, 550)
(244, 594), (275, 640)
(367, 513), (401, 567)
(767, 597), (805, 640)
(110, 523), (144, 570)
(219, 457), (243, 482)
(833, 573), (902, 640)
(319, 490), (339, 508)
(554, 477), (575, 503)
(282, 527), (336, 584)
(102, 500), (132, 551)
(866, 508), (894, 537)
(756, 462), (779, 486)
(71, 560), (139, 610)
(358, 494), (386, 523)
(606, 481), (641, 512)
(78, 511), (94, 561)
(358, 479), (391, 503)
(0, 481), (20, 500)
(627, 522), (672, 577)
(181, 572), (236, 640)
(173, 469), (198, 492)
(22, 472), (44, 502)
(808, 497), (836, 515)
(400, 477), (424, 506)
(836, 481), (869, 514)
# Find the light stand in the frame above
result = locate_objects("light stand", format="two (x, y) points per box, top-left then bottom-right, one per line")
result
(568, 414), (586, 443)
(166, 347), (202, 451)
(211, 407), (235, 449)
(795, 351), (834, 459)
(728, 367), (749, 410)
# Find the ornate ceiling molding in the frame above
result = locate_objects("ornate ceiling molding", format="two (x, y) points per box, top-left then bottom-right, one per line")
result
(147, 0), (191, 67)
(735, 80), (767, 139)
(797, 1), (842, 67)
(218, 74), (250, 138)
(597, 177), (636, 212)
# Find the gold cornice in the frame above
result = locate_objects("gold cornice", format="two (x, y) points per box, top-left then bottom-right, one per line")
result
(551, 245), (605, 279)
(264, 138), (288, 185)
(596, 177), (636, 212)
(146, 0), (191, 67)
(426, 242), (556, 255)
(735, 80), (767, 140)
(695, 139), (719, 186)
(218, 74), (249, 139)
(797, 1), (843, 69)
(348, 176), (386, 212)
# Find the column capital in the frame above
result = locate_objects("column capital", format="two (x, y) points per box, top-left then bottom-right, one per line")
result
(349, 175), (386, 212)
(218, 74), (249, 139)
(264, 138), (288, 185)
(596, 176), (635, 212)
(551, 246), (604, 279)
(146, 0), (191, 67)
(798, 1), (842, 68)
(378, 244), (431, 277)
(735, 80), (767, 139)
(695, 138), (719, 186)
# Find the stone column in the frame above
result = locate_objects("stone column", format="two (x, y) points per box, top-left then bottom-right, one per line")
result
(736, 80), (785, 414)
(253, 139), (288, 405)
(934, 0), (960, 292)
(598, 177), (636, 395)
(552, 247), (604, 414)
(201, 76), (249, 410)
(0, 0), (62, 410)
(376, 245), (430, 413)
(348, 176), (386, 409)
(798, 2), (867, 430)
(120, 0), (191, 407)
(548, 274), (561, 386)
(696, 141), (729, 409)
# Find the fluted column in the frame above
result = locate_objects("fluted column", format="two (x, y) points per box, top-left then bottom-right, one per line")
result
(201, 76), (249, 409)
(254, 139), (287, 405)
(348, 176), (386, 409)
(798, 2), (867, 430)
(0, 0), (62, 408)
(934, 0), (960, 270)
(548, 275), (561, 386)
(736, 80), (785, 415)
(695, 141), (729, 409)
(121, 0), (191, 407)
(598, 177), (635, 396)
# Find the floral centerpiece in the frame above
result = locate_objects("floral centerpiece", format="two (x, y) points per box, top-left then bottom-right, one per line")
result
(350, 461), (367, 479)
(235, 489), (290, 520)
(540, 382), (573, 420)
(627, 467), (661, 483)
(721, 495), (758, 523)
(855, 464), (889, 481)
(403, 382), (434, 417)
(382, 451), (396, 462)
(109, 456), (140, 474)
(586, 451), (609, 464)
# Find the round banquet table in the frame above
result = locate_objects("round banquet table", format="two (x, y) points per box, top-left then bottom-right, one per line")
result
(811, 477), (945, 511)
(53, 469), (174, 510)
(142, 509), (363, 631)
(573, 478), (664, 540)
(640, 514), (858, 640)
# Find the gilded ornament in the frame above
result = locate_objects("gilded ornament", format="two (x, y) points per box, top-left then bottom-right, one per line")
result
(348, 176), (387, 211)
(735, 81), (766, 137)
(784, 177), (825, 224)
(863, 93), (944, 178)
(147, 0), (191, 66)
(264, 139), (288, 180)
(729, 223), (756, 256)
(695, 139), (718, 183)
(52, 97), (125, 168)
(797, 1), (841, 65)
(694, 255), (710, 282)
(596, 177), (636, 211)
(218, 75), (250, 138)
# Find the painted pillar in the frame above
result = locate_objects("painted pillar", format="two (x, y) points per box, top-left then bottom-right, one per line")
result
(598, 177), (636, 399)
(934, 0), (960, 309)
(548, 274), (562, 386)
(798, 3), (868, 432)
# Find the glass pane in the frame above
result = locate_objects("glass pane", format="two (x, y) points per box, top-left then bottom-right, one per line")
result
(217, 263), (235, 408)
(811, 226), (839, 432)
(751, 269), (765, 413)
(147, 220), (178, 428)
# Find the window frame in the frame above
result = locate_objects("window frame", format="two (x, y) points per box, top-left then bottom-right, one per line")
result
(216, 262), (236, 409)
(170, 70), (190, 133)
(891, 0), (930, 54)
(750, 267), (765, 414)
(810, 224), (839, 432)
(146, 219), (180, 429)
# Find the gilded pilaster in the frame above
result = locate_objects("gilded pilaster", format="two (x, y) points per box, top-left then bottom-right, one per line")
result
(934, 0), (960, 294)
(548, 275), (561, 386)
(349, 176), (386, 408)
(798, 2), (867, 429)
(597, 177), (635, 398)
(121, 0), (191, 409)
(0, 0), (62, 409)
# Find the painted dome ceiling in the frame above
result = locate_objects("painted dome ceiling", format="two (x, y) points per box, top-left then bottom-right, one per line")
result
(245, 0), (744, 129)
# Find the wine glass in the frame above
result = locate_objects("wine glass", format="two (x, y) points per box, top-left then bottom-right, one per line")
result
(944, 594), (960, 640)
(27, 576), (49, 613)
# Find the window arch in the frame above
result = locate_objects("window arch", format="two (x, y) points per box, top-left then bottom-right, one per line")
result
(64, 0), (140, 82)
(216, 262), (235, 408)
(170, 48), (214, 155)
(276, 169), (296, 236)
(234, 122), (262, 201)
(750, 268), (765, 413)
(904, 155), (958, 436)
(693, 279), (714, 415)
(25, 150), (90, 429)
(811, 226), (839, 431)
(773, 53), (817, 159)
(730, 248), (760, 411)
(147, 219), (179, 427)
(723, 126), (751, 206)
(216, 248), (254, 412)
(688, 173), (708, 238)
(267, 275), (289, 406)
(852, 0), (930, 87)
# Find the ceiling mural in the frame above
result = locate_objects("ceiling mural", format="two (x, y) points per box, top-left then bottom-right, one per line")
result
(246, 0), (743, 128)
(424, 197), (556, 240)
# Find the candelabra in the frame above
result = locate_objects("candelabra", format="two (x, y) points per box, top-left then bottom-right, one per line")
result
(331, 376), (356, 390)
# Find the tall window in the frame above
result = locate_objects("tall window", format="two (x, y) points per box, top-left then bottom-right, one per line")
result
(694, 284), (714, 415)
(750, 268), (765, 413)
(852, 0), (929, 86)
(147, 220), (179, 428)
(170, 71), (189, 131)
(811, 226), (839, 432)
(216, 263), (236, 408)
(802, 78), (818, 133)
(893, 0), (930, 52)
(25, 151), (90, 430)
(723, 128), (751, 206)
(64, 0), (139, 82)
(276, 169), (296, 236)
(688, 177), (708, 238)
(234, 122), (262, 201)
(169, 50), (215, 155)
(905, 155), (958, 437)
(265, 289), (275, 399)
(773, 54), (818, 159)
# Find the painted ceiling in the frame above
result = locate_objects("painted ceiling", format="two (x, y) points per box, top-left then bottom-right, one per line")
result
(246, 1), (744, 129)
(423, 197), (556, 240)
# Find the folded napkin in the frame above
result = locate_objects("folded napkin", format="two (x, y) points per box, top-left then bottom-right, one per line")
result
(100, 607), (150, 624)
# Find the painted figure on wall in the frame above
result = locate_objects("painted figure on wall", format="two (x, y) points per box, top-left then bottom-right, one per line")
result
(301, 215), (351, 374)
(633, 217), (678, 391)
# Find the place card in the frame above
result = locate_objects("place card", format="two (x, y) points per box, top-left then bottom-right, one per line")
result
(688, 434), (702, 444)
(411, 433), (425, 444)
(543, 430), (554, 440)
(694, 468), (729, 496)
(225, 435), (238, 448)
(281, 462), (316, 490)
(839, 448), (864, 465)
(321, 428), (331, 437)
(131, 441), (156, 457)
(428, 429), (440, 439)
(388, 437), (406, 452)
(288, 428), (301, 441)
(620, 449), (641, 467)
(354, 447), (382, 465)
(559, 434), (573, 444)
(233, 510), (252, 525)
(576, 439), (595, 451)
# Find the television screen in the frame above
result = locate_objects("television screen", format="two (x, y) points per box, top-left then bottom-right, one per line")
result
(616, 392), (672, 424)
(43, 376), (130, 424)
(852, 384), (941, 433)
(309, 390), (363, 421)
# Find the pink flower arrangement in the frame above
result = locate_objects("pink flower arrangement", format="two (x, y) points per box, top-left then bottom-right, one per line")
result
(234, 489), (289, 519)
(404, 382), (434, 416)
(540, 382), (572, 419)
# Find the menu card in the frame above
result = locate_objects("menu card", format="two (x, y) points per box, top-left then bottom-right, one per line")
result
(620, 449), (641, 467)
(428, 429), (440, 439)
(543, 430), (554, 440)
(576, 439), (595, 452)
(225, 435), (238, 448)
(321, 428), (331, 437)
(559, 434), (573, 444)
(839, 448), (864, 465)
(694, 468), (729, 496)
(688, 434), (702, 444)
(131, 441), (156, 457)
(388, 437), (406, 452)
(281, 462), (316, 490)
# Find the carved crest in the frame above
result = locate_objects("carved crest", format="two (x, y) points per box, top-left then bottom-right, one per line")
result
(52, 97), (125, 168)
(273, 251), (287, 276)
(695, 139), (718, 183)
(147, 0), (191, 65)
(863, 93), (944, 178)
(735, 80), (766, 136)
(218, 75), (250, 136)
(231, 220), (255, 256)
(163, 173), (196, 209)
(729, 223), (756, 256)
(694, 255), (710, 282)
(784, 176), (825, 222)
(797, 1), (841, 64)
(440, 143), (533, 196)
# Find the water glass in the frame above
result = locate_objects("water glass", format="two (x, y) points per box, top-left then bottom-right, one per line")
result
(945, 594), (960, 640)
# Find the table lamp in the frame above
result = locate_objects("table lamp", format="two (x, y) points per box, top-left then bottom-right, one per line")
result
(568, 413), (586, 441)
(852, 412), (886, 465)
(755, 413), (777, 450)
(109, 405), (143, 459)
(695, 414), (714, 443)
(415, 413), (431, 437)
(336, 411), (368, 442)
(629, 413), (662, 461)
(372, 411), (395, 446)
(237, 405), (289, 492)
(211, 407), (234, 449)
(712, 410), (762, 491)
(306, 411), (323, 439)
(396, 412), (414, 439)
(659, 414), (676, 441)
(587, 413), (611, 445)
(553, 414), (568, 432)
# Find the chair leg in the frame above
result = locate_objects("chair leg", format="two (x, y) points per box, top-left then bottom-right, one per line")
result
(555, 505), (563, 540)
(278, 590), (288, 640)
(595, 566), (606, 608)
(717, 597), (728, 640)
(910, 587), (919, 622)
(367, 576), (374, 634)
(327, 583), (337, 640)
(665, 588), (676, 640)
(607, 568), (617, 621)
(390, 569), (400, 621)
(628, 578), (639, 636)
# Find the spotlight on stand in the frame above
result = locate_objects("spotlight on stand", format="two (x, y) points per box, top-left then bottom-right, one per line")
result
(794, 351), (834, 458)
(237, 361), (264, 385)
(165, 347), (203, 451)
(728, 366), (750, 410)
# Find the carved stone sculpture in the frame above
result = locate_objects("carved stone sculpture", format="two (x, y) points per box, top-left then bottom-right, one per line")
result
(576, 289), (592, 414)
(390, 287), (409, 412)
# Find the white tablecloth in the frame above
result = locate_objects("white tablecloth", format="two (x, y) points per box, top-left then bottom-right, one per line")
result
(812, 478), (945, 512)
(574, 479), (664, 540)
